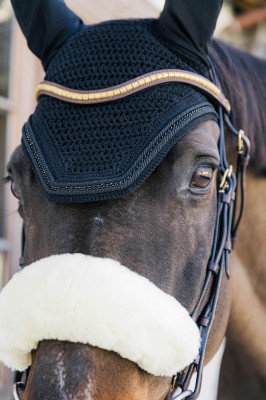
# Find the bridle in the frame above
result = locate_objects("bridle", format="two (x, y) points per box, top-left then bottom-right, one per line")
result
(165, 62), (250, 400)
(13, 63), (250, 400)
(166, 119), (250, 400)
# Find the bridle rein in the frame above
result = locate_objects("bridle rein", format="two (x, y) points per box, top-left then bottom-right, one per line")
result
(13, 64), (250, 400)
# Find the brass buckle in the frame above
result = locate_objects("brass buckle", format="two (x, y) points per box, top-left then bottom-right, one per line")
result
(237, 129), (244, 154)
(219, 165), (233, 191)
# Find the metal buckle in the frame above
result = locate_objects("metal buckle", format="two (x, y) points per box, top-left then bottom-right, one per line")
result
(237, 129), (244, 153)
(13, 382), (25, 400)
(172, 389), (193, 400)
(13, 369), (29, 400)
(219, 165), (233, 191)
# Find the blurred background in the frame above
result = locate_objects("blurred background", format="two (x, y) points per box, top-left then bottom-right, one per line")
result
(0, 0), (265, 398)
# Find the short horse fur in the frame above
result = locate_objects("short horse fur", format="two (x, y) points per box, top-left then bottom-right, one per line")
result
(2, 0), (266, 399)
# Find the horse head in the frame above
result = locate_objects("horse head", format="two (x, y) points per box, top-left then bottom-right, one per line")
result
(0, 1), (250, 399)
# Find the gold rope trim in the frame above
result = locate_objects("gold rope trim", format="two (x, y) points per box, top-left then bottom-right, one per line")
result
(35, 69), (231, 113)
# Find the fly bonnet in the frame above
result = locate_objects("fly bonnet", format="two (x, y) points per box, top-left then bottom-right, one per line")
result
(14, 0), (226, 202)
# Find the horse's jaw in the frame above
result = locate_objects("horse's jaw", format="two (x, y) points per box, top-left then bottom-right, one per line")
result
(0, 253), (200, 377)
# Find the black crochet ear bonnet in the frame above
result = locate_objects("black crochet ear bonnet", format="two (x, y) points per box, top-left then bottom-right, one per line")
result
(12, 0), (224, 202)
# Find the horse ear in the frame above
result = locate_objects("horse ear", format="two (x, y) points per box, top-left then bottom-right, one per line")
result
(11, 0), (83, 69)
(159, 0), (223, 62)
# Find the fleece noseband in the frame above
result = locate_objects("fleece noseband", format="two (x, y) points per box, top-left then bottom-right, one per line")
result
(0, 254), (201, 376)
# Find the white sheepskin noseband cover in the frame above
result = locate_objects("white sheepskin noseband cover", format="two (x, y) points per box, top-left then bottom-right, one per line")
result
(0, 254), (200, 376)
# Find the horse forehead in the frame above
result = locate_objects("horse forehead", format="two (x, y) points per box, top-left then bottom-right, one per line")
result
(7, 145), (32, 182)
(7, 145), (24, 169)
(171, 120), (220, 160)
(185, 120), (220, 146)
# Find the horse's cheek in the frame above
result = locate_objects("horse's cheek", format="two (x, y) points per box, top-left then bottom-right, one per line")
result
(205, 270), (232, 364)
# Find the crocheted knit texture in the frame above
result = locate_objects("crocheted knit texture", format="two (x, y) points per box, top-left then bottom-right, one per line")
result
(23, 19), (217, 202)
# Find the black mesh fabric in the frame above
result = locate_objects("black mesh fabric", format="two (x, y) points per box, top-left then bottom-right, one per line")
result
(23, 19), (218, 202)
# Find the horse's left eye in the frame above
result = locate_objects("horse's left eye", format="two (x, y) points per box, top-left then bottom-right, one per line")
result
(10, 181), (22, 199)
(190, 166), (213, 189)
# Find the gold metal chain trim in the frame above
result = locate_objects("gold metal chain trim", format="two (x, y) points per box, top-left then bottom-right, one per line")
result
(35, 69), (231, 113)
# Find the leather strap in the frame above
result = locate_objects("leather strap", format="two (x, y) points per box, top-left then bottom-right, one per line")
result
(35, 69), (231, 113)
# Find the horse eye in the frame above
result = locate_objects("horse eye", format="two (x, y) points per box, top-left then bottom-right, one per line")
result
(10, 181), (21, 199)
(190, 166), (213, 189)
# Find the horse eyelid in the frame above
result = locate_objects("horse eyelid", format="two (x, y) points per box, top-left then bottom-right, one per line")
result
(2, 176), (22, 200)
(193, 159), (219, 170)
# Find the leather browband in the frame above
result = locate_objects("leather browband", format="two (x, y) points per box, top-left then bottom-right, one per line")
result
(35, 69), (231, 113)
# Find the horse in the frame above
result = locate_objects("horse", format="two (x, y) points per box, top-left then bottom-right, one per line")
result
(0, 0), (266, 399)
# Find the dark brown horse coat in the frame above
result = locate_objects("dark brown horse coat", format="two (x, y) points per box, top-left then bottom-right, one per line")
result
(1, 0), (266, 399)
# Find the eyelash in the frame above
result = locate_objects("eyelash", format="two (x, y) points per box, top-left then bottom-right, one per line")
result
(2, 176), (12, 184)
